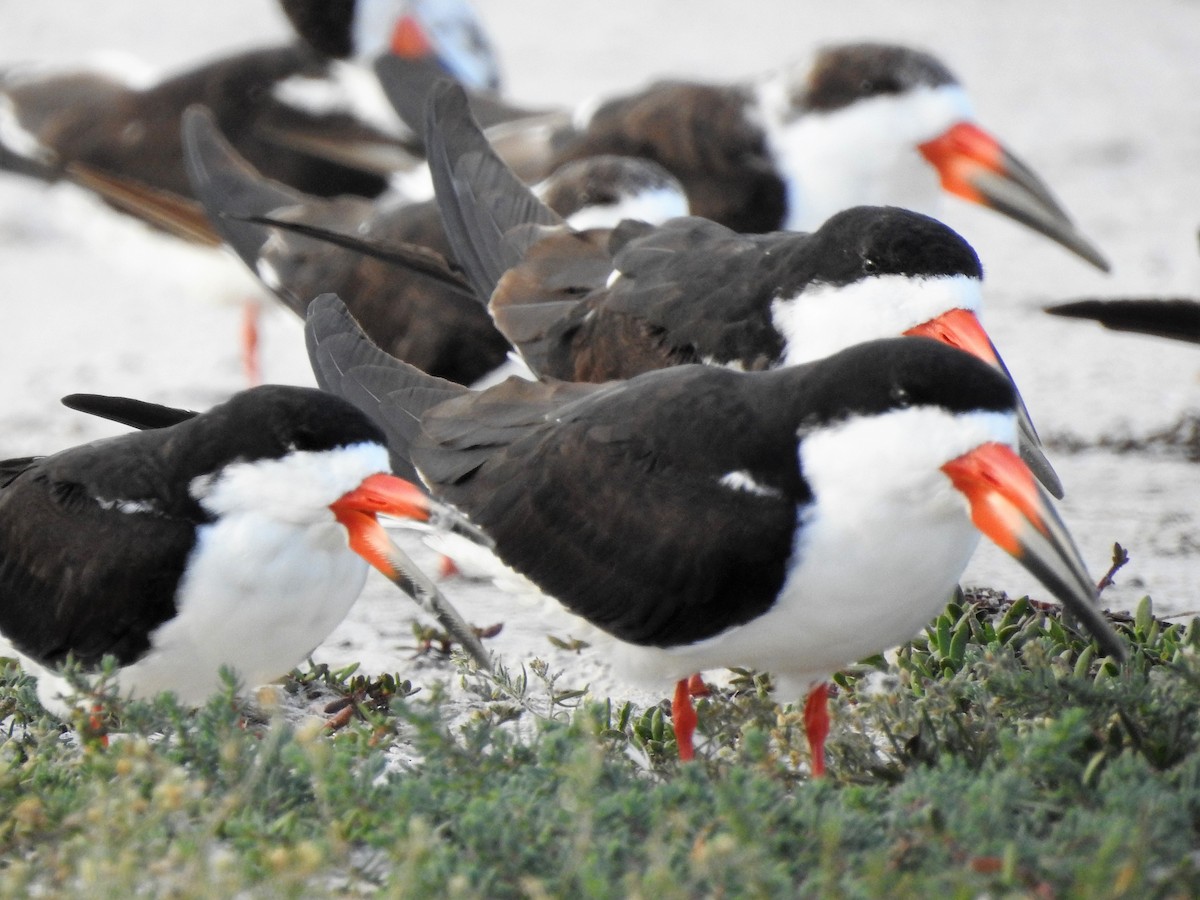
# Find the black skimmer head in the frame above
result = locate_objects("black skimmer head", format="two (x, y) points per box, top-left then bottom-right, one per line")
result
(531, 155), (687, 230)
(754, 42), (1109, 270)
(535, 42), (1106, 269)
(306, 293), (1124, 762)
(0, 385), (437, 717)
(425, 82), (1063, 496)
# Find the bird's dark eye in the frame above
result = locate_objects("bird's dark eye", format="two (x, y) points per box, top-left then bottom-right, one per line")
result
(285, 425), (320, 452)
(862, 257), (878, 274)
(890, 385), (912, 408)
(860, 79), (874, 94)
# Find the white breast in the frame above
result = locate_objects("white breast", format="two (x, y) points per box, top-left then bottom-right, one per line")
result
(614, 407), (1015, 701)
(116, 513), (369, 706)
(755, 81), (975, 230)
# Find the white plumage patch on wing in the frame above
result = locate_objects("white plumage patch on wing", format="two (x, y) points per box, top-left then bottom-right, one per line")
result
(771, 273), (983, 365)
(94, 497), (160, 515)
(612, 406), (1016, 699)
(0, 95), (50, 163)
(255, 258), (283, 292)
(701, 356), (746, 372)
(718, 470), (782, 498)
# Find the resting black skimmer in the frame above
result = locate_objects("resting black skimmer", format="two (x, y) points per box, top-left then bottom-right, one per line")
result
(179, 105), (687, 384)
(0, 0), (502, 207)
(0, 0), (501, 382)
(0, 384), (479, 717)
(425, 81), (1065, 497)
(406, 42), (1109, 271)
(306, 293), (1125, 772)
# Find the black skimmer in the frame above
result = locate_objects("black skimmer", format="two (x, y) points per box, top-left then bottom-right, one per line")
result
(0, 0), (503, 208)
(1044, 298), (1200, 344)
(179, 105), (686, 384)
(0, 384), (486, 717)
(425, 81), (1065, 497)
(410, 41), (1109, 270)
(0, 0), (501, 383)
(306, 293), (1125, 771)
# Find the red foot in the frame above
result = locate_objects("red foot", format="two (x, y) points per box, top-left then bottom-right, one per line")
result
(803, 683), (830, 778)
(686, 673), (711, 697)
(87, 702), (109, 748)
(242, 301), (262, 386)
(671, 678), (698, 761)
(438, 555), (460, 579)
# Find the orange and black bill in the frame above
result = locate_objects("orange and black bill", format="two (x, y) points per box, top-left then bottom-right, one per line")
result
(941, 441), (1124, 660)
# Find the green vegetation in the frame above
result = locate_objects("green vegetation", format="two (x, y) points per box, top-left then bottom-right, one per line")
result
(2, 586), (1199, 898)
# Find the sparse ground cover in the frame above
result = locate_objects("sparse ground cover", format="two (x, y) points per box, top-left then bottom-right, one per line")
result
(2, 582), (1199, 898)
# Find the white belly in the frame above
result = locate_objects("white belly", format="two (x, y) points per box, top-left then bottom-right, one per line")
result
(66, 516), (370, 711)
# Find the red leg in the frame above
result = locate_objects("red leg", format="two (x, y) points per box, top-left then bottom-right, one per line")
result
(671, 677), (697, 761)
(803, 683), (830, 778)
(87, 701), (109, 748)
(686, 672), (711, 697)
(242, 301), (262, 386)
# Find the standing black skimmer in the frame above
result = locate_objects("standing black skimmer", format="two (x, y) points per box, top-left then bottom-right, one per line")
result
(425, 81), (1064, 497)
(1045, 298), (1200, 344)
(306, 293), (1125, 772)
(418, 42), (1109, 270)
(0, 384), (484, 717)
(179, 105), (686, 384)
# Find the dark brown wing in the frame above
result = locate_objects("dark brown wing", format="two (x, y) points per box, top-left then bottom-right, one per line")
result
(185, 107), (511, 384)
(551, 81), (786, 233)
(526, 219), (795, 381)
(425, 80), (565, 304)
(0, 441), (200, 668)
(412, 364), (810, 647)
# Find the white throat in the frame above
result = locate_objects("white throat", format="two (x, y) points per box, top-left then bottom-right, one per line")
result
(771, 273), (983, 365)
(615, 406), (1015, 698)
(754, 80), (976, 230)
